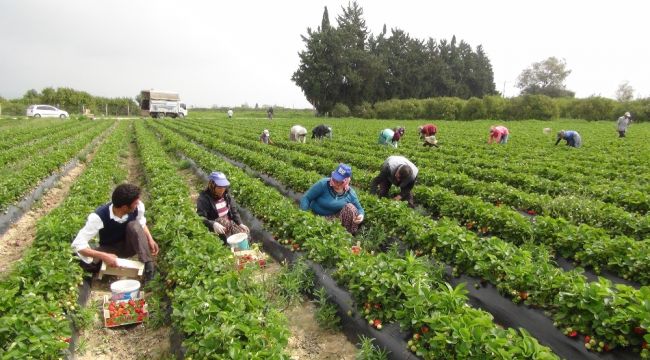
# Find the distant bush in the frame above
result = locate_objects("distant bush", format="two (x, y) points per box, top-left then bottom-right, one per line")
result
(331, 103), (351, 117)
(461, 97), (487, 120)
(569, 97), (618, 121)
(483, 96), (508, 120)
(506, 95), (558, 120)
(0, 101), (26, 116)
(352, 101), (375, 119)
(421, 97), (463, 120)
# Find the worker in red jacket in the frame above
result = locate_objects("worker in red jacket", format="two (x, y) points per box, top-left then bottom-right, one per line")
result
(488, 125), (509, 144)
(418, 124), (439, 147)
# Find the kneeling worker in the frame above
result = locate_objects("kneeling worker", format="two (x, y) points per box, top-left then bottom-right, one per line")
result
(197, 172), (250, 244)
(72, 183), (159, 282)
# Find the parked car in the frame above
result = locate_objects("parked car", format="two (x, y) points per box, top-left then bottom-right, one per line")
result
(26, 105), (69, 118)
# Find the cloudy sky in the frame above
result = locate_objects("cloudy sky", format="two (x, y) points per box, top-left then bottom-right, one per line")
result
(0, 0), (647, 108)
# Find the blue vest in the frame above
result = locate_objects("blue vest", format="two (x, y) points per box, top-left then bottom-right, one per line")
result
(95, 203), (138, 246)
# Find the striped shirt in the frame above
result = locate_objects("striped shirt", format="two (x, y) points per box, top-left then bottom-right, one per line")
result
(215, 198), (229, 218)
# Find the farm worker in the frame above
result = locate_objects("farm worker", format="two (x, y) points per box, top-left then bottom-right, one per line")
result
(227, 109), (233, 119)
(555, 130), (582, 148)
(378, 127), (405, 148)
(72, 183), (158, 282)
(290, 125), (308, 143)
(300, 164), (364, 234)
(370, 156), (419, 208)
(267, 107), (274, 119)
(260, 129), (273, 144)
(196, 172), (250, 245)
(312, 124), (333, 139)
(488, 125), (509, 144)
(418, 124), (439, 147)
(617, 111), (632, 137)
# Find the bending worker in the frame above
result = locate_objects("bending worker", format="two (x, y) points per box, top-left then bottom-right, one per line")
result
(555, 130), (582, 148)
(418, 124), (439, 147)
(488, 125), (509, 144)
(312, 124), (333, 139)
(370, 155), (419, 208)
(378, 127), (405, 148)
(290, 125), (308, 143)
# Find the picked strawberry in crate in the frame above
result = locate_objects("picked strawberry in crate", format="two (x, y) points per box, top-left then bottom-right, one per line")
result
(103, 292), (148, 327)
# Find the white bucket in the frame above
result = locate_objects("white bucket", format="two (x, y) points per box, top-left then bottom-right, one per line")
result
(110, 279), (141, 301)
(227, 233), (250, 251)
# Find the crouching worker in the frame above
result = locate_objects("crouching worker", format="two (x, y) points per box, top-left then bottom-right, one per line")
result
(197, 172), (250, 244)
(72, 183), (159, 282)
(370, 156), (419, 208)
(312, 124), (333, 139)
(488, 125), (509, 144)
(290, 125), (308, 143)
(260, 129), (273, 144)
(378, 127), (405, 148)
(555, 130), (582, 148)
(418, 124), (439, 147)
(300, 163), (364, 235)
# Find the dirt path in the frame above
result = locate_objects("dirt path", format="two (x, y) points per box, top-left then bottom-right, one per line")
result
(178, 167), (358, 359)
(0, 159), (87, 275)
(76, 124), (172, 359)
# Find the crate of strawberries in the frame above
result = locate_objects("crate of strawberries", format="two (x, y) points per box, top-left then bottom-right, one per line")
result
(233, 246), (267, 271)
(103, 292), (148, 327)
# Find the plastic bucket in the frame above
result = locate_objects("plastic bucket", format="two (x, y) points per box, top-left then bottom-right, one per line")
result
(227, 233), (250, 251)
(110, 279), (141, 301)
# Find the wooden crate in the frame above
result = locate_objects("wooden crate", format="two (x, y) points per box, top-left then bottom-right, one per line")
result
(103, 292), (148, 328)
(98, 259), (144, 280)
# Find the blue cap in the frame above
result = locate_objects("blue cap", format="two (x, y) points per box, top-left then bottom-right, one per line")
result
(331, 164), (352, 181)
(208, 171), (230, 187)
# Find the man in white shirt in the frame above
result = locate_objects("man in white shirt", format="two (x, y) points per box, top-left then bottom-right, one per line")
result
(72, 184), (159, 282)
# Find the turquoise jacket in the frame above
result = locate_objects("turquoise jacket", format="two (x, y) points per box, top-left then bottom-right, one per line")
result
(300, 178), (364, 216)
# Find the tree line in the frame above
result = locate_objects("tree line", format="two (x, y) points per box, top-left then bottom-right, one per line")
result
(0, 87), (136, 116)
(292, 2), (497, 116)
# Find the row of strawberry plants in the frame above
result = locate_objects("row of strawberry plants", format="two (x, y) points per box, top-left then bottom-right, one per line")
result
(204, 118), (650, 215)
(280, 122), (650, 221)
(0, 120), (113, 212)
(132, 121), (291, 358)
(184, 120), (650, 284)
(253, 128), (650, 284)
(0, 120), (104, 167)
(171, 120), (650, 353)
(0, 120), (125, 359)
(149, 120), (560, 359)
(235, 118), (650, 215)
(0, 118), (78, 151)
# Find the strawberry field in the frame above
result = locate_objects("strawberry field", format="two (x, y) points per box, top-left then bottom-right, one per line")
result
(1, 114), (649, 359)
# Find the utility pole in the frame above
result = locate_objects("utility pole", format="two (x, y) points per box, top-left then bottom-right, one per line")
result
(503, 81), (507, 97)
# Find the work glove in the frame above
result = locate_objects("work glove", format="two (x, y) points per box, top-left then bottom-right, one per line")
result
(213, 222), (226, 235)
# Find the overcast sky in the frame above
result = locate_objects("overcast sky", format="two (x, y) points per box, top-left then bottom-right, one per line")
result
(1, 0), (648, 109)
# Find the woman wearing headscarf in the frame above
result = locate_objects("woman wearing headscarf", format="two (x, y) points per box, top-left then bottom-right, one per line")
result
(197, 171), (249, 244)
(300, 164), (365, 234)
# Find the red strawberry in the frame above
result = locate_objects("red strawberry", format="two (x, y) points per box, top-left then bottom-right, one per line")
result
(642, 341), (648, 349)
(584, 336), (591, 343)
(634, 326), (646, 335)
(519, 291), (529, 300)
(373, 319), (382, 327)
(568, 331), (578, 338)
(421, 325), (429, 334)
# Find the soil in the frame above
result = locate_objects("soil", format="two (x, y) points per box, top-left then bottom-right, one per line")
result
(285, 301), (358, 360)
(0, 160), (86, 275)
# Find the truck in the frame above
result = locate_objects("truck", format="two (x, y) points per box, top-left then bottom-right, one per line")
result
(139, 90), (188, 118)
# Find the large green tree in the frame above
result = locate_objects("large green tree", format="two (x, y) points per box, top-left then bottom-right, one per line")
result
(293, 2), (497, 114)
(516, 57), (574, 97)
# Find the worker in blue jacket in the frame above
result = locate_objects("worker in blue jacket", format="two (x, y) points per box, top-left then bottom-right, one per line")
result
(555, 130), (582, 148)
(300, 163), (364, 234)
